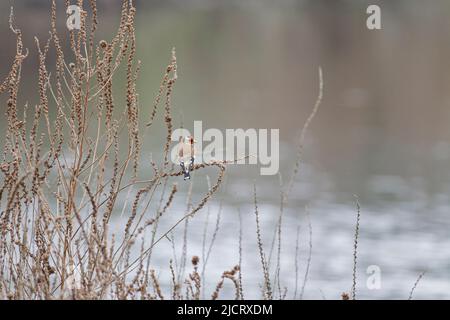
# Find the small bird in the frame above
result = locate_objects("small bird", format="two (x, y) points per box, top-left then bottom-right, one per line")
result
(178, 136), (196, 180)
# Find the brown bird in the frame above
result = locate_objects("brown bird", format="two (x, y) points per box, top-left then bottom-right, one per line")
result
(177, 136), (196, 180)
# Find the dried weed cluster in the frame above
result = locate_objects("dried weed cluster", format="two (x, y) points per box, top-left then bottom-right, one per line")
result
(0, 0), (230, 299)
(0, 0), (350, 301)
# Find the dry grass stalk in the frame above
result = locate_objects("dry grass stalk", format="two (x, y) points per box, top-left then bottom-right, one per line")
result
(238, 208), (244, 300)
(351, 196), (361, 300)
(211, 265), (240, 300)
(408, 271), (425, 300)
(293, 225), (300, 299)
(201, 201), (222, 297)
(285, 67), (323, 199)
(253, 184), (272, 300)
(299, 206), (312, 300)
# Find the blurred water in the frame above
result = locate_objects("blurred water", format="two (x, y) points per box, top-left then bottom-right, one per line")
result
(110, 165), (450, 300)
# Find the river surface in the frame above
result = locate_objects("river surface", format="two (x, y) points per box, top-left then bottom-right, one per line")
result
(111, 168), (450, 300)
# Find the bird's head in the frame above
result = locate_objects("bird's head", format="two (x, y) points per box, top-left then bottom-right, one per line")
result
(185, 136), (196, 144)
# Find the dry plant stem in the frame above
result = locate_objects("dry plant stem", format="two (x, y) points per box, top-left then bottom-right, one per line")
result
(211, 265), (240, 300)
(201, 175), (212, 299)
(178, 179), (193, 284)
(201, 201), (222, 296)
(169, 232), (179, 282)
(169, 259), (179, 300)
(150, 269), (164, 300)
(276, 67), (322, 300)
(285, 67), (323, 199)
(408, 271), (425, 300)
(273, 174), (284, 299)
(351, 196), (361, 300)
(253, 184), (272, 300)
(299, 207), (312, 300)
(293, 225), (300, 299)
(145, 177), (175, 269)
(238, 208), (244, 300)
(180, 218), (189, 289)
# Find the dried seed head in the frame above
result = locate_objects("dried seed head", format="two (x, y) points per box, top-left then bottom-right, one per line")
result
(69, 62), (75, 69)
(99, 40), (107, 49)
(47, 265), (55, 275)
(192, 256), (199, 266)
(14, 120), (24, 129)
(0, 162), (9, 172)
(341, 292), (350, 300)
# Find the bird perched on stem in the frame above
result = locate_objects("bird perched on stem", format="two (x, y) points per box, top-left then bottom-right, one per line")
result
(177, 136), (196, 180)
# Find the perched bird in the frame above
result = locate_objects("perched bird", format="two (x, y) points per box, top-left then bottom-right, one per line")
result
(178, 136), (196, 180)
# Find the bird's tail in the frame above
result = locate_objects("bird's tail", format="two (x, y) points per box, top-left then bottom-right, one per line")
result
(180, 162), (190, 180)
